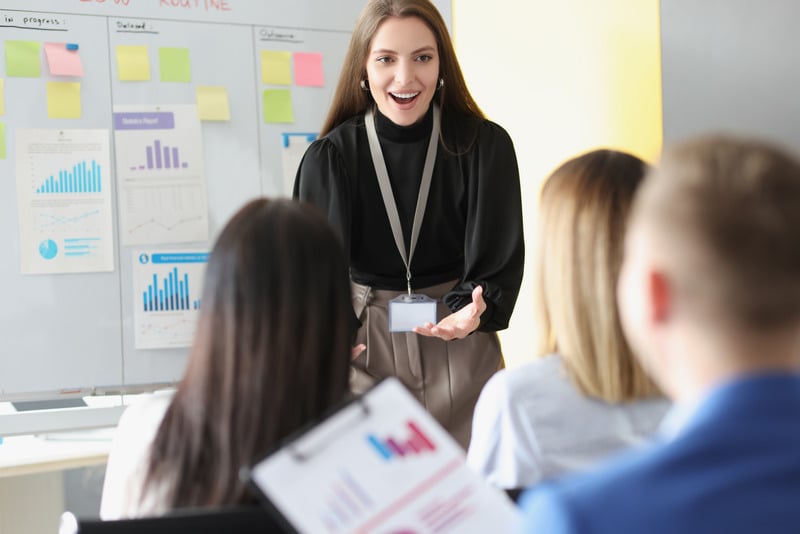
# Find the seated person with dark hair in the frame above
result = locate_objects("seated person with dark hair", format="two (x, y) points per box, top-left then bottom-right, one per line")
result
(100, 198), (356, 518)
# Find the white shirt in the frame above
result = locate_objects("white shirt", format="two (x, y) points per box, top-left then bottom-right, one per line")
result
(100, 390), (174, 520)
(466, 354), (670, 489)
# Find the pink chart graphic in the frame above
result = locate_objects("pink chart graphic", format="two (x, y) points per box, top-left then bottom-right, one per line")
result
(367, 421), (436, 460)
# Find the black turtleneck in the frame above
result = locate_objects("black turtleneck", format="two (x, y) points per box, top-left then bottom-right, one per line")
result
(294, 104), (524, 332)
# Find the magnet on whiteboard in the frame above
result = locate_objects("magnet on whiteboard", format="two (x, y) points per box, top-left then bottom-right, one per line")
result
(66, 43), (79, 50)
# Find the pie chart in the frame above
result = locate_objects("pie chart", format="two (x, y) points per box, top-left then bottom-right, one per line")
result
(39, 239), (58, 260)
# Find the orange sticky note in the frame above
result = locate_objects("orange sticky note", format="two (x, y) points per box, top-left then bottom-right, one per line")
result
(44, 42), (84, 77)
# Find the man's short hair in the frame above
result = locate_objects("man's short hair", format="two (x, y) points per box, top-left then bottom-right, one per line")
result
(633, 135), (800, 329)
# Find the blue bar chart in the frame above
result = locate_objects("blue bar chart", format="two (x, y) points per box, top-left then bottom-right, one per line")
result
(35, 160), (102, 194)
(16, 129), (114, 275)
(142, 268), (201, 312)
(134, 251), (208, 349)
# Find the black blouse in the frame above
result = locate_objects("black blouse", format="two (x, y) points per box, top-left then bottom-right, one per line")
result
(294, 105), (524, 332)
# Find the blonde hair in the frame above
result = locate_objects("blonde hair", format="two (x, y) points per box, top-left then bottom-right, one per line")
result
(535, 149), (659, 402)
(320, 0), (484, 137)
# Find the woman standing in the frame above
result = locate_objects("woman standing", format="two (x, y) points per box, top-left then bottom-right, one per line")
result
(294, 0), (523, 448)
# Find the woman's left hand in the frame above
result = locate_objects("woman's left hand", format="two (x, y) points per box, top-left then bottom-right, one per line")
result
(413, 285), (486, 341)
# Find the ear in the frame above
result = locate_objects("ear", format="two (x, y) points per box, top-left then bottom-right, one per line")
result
(648, 270), (672, 324)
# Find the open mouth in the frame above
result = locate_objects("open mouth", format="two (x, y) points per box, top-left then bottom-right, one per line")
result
(390, 92), (420, 105)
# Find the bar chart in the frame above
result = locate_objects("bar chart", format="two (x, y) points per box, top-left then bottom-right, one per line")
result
(35, 160), (102, 194)
(113, 105), (209, 245)
(366, 420), (437, 461)
(16, 129), (114, 275)
(142, 267), (200, 312)
(134, 250), (208, 349)
(130, 140), (189, 171)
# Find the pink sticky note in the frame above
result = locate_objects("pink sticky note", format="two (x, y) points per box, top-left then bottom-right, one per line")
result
(293, 52), (324, 87)
(44, 42), (84, 77)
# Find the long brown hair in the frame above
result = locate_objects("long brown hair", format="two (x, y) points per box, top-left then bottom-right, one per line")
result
(320, 0), (484, 137)
(142, 198), (352, 509)
(535, 150), (659, 402)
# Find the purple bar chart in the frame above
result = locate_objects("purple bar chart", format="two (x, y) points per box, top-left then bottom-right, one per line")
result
(133, 140), (189, 171)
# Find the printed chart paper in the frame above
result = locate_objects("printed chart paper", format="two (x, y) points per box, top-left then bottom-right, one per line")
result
(113, 105), (209, 245)
(15, 129), (114, 274)
(281, 132), (316, 196)
(250, 378), (520, 533)
(133, 250), (207, 349)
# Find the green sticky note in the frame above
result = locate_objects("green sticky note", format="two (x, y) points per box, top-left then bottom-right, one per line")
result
(116, 45), (150, 81)
(263, 89), (294, 123)
(196, 85), (230, 121)
(47, 82), (82, 119)
(0, 123), (6, 159)
(261, 50), (292, 85)
(6, 41), (41, 78)
(159, 47), (191, 82)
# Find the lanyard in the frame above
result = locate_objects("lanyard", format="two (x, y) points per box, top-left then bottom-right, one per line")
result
(365, 103), (441, 296)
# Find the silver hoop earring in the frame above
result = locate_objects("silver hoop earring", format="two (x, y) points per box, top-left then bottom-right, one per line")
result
(437, 77), (444, 90)
(360, 79), (369, 91)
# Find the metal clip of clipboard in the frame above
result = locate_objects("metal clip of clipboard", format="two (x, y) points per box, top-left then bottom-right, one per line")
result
(285, 394), (371, 463)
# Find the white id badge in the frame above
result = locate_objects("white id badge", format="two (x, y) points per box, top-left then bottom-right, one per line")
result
(388, 294), (437, 332)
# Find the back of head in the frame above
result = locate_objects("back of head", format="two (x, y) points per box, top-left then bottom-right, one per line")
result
(145, 198), (352, 510)
(633, 135), (800, 332)
(320, 0), (484, 136)
(536, 149), (658, 402)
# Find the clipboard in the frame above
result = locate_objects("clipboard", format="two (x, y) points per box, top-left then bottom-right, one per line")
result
(247, 377), (519, 534)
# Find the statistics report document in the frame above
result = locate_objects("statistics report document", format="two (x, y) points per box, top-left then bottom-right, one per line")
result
(15, 129), (114, 275)
(112, 105), (209, 246)
(249, 378), (519, 534)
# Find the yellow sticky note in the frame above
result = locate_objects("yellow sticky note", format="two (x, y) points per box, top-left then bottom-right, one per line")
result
(159, 47), (191, 82)
(196, 86), (230, 121)
(261, 50), (291, 85)
(0, 79), (4, 116)
(0, 123), (5, 159)
(47, 82), (81, 119)
(5, 41), (41, 78)
(116, 45), (150, 81)
(263, 89), (294, 123)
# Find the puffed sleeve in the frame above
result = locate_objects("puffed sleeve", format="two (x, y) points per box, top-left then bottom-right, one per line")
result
(443, 122), (524, 332)
(293, 139), (361, 338)
(293, 138), (353, 256)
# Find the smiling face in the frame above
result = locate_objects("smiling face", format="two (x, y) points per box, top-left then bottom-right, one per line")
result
(365, 16), (440, 126)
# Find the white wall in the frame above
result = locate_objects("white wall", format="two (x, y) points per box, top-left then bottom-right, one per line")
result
(453, 0), (663, 367)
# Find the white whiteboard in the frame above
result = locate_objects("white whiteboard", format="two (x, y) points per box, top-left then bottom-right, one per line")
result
(0, 0), (451, 400)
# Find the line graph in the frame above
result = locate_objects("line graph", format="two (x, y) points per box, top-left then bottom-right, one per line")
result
(38, 209), (101, 229)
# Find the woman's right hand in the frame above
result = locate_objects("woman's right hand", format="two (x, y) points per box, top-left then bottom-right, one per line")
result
(351, 343), (366, 360)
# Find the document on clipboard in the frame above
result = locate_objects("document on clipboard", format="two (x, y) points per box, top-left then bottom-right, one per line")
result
(248, 377), (519, 534)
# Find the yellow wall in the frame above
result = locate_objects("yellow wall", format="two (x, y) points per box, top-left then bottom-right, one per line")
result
(453, 0), (663, 367)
